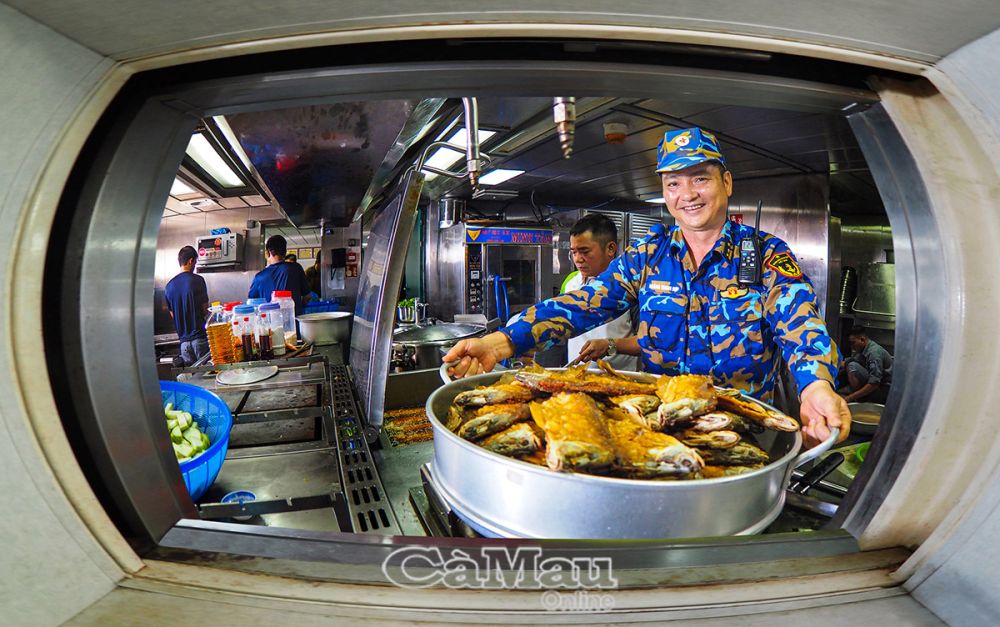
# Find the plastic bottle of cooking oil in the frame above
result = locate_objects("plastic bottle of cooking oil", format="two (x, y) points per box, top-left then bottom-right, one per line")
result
(223, 302), (244, 361)
(205, 302), (236, 365)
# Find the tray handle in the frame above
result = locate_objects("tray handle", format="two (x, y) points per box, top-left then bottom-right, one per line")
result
(793, 427), (841, 468)
(439, 360), (508, 384)
(440, 361), (459, 384)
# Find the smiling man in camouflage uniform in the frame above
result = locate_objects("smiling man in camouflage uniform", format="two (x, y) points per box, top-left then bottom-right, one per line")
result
(445, 127), (850, 444)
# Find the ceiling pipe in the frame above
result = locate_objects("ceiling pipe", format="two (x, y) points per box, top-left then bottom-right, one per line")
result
(462, 97), (482, 190)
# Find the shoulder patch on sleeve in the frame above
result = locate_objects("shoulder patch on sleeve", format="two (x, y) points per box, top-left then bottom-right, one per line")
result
(765, 252), (803, 278)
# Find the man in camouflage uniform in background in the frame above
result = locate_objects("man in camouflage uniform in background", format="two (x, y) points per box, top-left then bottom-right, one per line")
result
(445, 127), (850, 445)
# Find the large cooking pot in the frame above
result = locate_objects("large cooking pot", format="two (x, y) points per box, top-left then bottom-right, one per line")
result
(296, 312), (352, 345)
(426, 368), (837, 539)
(392, 323), (486, 370)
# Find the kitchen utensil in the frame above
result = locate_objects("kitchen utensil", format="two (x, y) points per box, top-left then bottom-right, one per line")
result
(160, 380), (233, 501)
(221, 490), (257, 521)
(425, 368), (838, 539)
(392, 323), (486, 371)
(297, 312), (352, 346)
(788, 452), (845, 494)
(848, 402), (884, 435)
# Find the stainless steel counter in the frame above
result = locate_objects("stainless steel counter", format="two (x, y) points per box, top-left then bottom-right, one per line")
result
(177, 360), (326, 395)
(171, 352), (401, 535)
(371, 368), (444, 536)
(200, 441), (344, 532)
(372, 437), (435, 536)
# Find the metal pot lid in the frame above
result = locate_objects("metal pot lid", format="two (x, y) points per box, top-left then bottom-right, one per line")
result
(216, 365), (279, 386)
(393, 323), (484, 343)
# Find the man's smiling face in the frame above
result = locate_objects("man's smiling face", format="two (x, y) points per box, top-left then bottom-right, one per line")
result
(661, 161), (733, 234)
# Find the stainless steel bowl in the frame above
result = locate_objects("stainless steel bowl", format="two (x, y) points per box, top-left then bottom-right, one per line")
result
(296, 312), (351, 346)
(425, 369), (836, 539)
(848, 402), (884, 436)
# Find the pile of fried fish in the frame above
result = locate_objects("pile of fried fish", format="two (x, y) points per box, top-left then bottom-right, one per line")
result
(446, 362), (800, 480)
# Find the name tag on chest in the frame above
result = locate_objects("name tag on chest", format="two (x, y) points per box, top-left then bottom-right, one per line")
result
(648, 280), (681, 294)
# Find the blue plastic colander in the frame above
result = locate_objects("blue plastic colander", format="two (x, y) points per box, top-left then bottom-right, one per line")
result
(160, 380), (233, 501)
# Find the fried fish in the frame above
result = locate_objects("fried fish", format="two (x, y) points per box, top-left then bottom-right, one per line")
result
(457, 403), (531, 441)
(653, 374), (718, 429)
(481, 422), (543, 457)
(529, 393), (616, 472)
(516, 363), (656, 396)
(697, 441), (770, 466)
(679, 429), (742, 449)
(454, 381), (537, 408)
(715, 388), (800, 432)
(606, 413), (704, 477)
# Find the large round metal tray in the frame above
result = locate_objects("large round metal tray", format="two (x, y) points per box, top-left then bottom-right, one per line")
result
(426, 368), (836, 540)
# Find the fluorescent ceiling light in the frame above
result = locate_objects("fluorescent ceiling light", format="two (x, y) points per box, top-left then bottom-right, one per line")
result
(645, 197), (665, 204)
(212, 115), (253, 170)
(479, 169), (524, 186)
(422, 127), (497, 180)
(186, 133), (243, 188)
(170, 178), (196, 196)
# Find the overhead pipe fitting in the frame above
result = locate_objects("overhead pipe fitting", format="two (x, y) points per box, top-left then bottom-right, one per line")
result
(553, 96), (577, 159)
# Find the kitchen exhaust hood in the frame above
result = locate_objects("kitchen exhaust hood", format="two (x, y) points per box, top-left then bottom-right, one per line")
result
(225, 100), (418, 228)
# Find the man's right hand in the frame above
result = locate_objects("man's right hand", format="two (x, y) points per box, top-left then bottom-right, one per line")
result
(569, 339), (610, 365)
(442, 332), (516, 378)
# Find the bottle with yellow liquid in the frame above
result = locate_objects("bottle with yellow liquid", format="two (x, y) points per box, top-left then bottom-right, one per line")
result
(205, 302), (235, 365)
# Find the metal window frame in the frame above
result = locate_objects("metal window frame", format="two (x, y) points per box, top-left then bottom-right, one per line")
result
(47, 50), (932, 583)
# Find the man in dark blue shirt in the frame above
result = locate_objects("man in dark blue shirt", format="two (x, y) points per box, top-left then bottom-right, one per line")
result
(248, 235), (311, 315)
(164, 246), (210, 365)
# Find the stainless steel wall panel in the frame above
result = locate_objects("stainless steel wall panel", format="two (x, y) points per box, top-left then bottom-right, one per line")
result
(841, 227), (894, 267)
(424, 201), (468, 322)
(730, 174), (833, 320)
(319, 219), (362, 311)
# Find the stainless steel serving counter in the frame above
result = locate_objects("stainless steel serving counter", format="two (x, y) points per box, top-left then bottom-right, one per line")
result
(172, 349), (402, 535)
(177, 360), (327, 393)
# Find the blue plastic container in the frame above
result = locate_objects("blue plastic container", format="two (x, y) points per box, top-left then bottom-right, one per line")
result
(304, 299), (337, 314)
(160, 380), (233, 501)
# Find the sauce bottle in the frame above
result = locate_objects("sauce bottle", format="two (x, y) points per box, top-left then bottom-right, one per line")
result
(232, 304), (258, 361)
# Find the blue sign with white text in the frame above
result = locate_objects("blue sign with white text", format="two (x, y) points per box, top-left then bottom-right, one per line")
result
(466, 227), (553, 245)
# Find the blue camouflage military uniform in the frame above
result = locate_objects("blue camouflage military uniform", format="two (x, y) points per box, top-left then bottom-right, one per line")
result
(501, 219), (840, 401)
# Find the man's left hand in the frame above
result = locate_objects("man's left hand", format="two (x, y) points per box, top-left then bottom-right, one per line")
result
(799, 380), (851, 447)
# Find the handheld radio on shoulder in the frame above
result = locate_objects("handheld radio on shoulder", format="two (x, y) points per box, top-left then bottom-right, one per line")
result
(737, 200), (763, 286)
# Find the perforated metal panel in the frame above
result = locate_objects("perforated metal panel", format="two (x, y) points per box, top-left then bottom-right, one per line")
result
(329, 365), (401, 535)
(627, 214), (664, 246)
